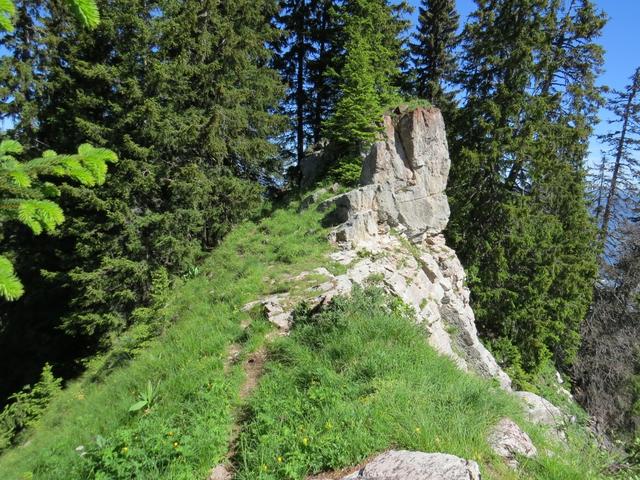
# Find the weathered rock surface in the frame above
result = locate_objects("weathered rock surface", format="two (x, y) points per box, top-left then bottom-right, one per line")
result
(320, 107), (451, 244)
(515, 391), (564, 427)
(488, 418), (537, 468)
(316, 107), (511, 389)
(515, 390), (567, 440)
(340, 450), (481, 480)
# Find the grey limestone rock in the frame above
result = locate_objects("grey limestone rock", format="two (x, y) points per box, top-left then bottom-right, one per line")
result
(487, 418), (538, 468)
(340, 450), (481, 480)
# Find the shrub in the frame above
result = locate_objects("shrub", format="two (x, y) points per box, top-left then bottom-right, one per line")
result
(0, 364), (61, 450)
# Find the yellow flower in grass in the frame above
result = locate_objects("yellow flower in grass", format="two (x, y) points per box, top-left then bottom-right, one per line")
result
(415, 427), (421, 433)
(173, 442), (179, 448)
(167, 431), (174, 436)
(302, 437), (309, 446)
(121, 446), (128, 454)
(261, 464), (268, 472)
(277, 456), (283, 463)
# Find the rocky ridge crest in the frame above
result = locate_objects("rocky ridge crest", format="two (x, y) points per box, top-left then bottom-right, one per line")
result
(240, 107), (569, 477)
(316, 106), (512, 389)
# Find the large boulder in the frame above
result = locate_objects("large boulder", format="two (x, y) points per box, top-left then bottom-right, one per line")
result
(340, 450), (481, 480)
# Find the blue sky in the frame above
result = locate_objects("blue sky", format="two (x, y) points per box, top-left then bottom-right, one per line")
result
(408, 0), (640, 162)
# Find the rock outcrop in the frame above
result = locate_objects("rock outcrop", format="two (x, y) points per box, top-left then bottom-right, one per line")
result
(272, 107), (570, 444)
(316, 107), (512, 389)
(340, 450), (481, 480)
(319, 108), (450, 245)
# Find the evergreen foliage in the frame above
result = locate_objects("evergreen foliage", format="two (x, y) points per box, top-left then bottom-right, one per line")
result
(0, 0), (112, 302)
(273, 0), (342, 168)
(323, 0), (408, 179)
(0, 363), (61, 450)
(0, 139), (116, 300)
(0, 0), (284, 399)
(410, 0), (459, 107)
(447, 0), (604, 381)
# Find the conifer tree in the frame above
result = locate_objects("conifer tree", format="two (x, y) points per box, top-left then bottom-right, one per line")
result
(0, 0), (115, 301)
(323, 0), (408, 182)
(596, 67), (640, 248)
(274, 0), (313, 166)
(306, 0), (342, 143)
(448, 0), (604, 379)
(410, 0), (459, 106)
(0, 0), (284, 396)
(274, 0), (343, 167)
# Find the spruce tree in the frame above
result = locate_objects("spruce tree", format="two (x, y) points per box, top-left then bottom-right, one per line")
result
(0, 0), (115, 302)
(448, 0), (604, 379)
(306, 0), (342, 143)
(273, 0), (342, 167)
(323, 0), (408, 183)
(274, 0), (313, 166)
(410, 0), (459, 106)
(0, 0), (284, 397)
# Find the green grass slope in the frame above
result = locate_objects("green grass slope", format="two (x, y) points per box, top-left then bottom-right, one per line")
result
(0, 197), (611, 479)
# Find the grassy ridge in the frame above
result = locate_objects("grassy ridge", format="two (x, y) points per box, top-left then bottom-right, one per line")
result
(0, 196), (610, 479)
(234, 287), (606, 480)
(0, 201), (333, 479)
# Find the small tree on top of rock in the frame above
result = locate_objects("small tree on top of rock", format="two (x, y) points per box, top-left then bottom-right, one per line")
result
(323, 0), (408, 184)
(410, 0), (460, 108)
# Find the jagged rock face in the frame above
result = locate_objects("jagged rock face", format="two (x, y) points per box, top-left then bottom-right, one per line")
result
(361, 108), (451, 240)
(320, 107), (450, 244)
(340, 450), (481, 480)
(316, 107), (512, 389)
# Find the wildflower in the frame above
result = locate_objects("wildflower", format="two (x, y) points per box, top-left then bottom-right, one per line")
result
(167, 431), (174, 436)
(302, 437), (309, 446)
(121, 446), (128, 454)
(415, 427), (421, 433)
(277, 456), (283, 463)
(173, 442), (179, 448)
(261, 464), (268, 472)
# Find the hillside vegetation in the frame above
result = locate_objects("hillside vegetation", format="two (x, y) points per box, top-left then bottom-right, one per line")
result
(0, 197), (612, 479)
